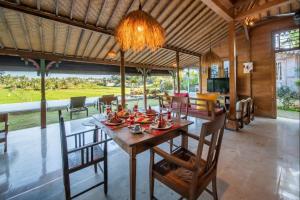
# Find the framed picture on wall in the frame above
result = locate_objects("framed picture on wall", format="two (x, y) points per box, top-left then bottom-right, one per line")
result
(243, 62), (253, 73)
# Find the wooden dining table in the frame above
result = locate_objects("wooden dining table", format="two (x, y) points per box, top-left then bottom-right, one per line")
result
(90, 114), (194, 200)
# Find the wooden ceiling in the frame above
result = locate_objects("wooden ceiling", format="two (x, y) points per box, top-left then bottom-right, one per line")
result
(0, 0), (298, 70)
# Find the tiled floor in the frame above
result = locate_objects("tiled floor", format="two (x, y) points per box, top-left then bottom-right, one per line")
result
(0, 116), (299, 200)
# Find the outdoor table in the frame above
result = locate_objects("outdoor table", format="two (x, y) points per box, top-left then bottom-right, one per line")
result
(90, 114), (194, 200)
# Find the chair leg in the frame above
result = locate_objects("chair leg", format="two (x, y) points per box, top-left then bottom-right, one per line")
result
(212, 176), (218, 200)
(104, 139), (108, 195)
(149, 152), (155, 200)
(169, 139), (173, 153)
(63, 174), (71, 200)
(94, 164), (98, 173)
(4, 139), (7, 153)
(86, 109), (88, 117)
(70, 112), (72, 120)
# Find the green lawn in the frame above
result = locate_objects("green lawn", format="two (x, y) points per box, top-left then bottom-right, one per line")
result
(3, 98), (159, 131)
(0, 87), (130, 104)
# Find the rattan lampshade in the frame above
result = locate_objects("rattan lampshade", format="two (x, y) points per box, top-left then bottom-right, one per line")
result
(115, 4), (165, 52)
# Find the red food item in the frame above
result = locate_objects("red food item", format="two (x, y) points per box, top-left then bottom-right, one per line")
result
(158, 114), (166, 128)
(146, 106), (157, 115)
(109, 113), (122, 123)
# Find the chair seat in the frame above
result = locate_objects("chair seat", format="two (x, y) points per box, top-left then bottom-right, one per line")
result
(153, 148), (206, 196)
(68, 145), (104, 171)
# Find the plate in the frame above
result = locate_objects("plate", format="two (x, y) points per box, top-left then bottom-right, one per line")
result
(104, 119), (125, 126)
(150, 123), (172, 130)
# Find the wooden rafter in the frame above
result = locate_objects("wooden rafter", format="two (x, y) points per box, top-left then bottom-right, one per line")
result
(54, 0), (59, 16)
(87, 34), (102, 58)
(70, 0), (75, 19)
(38, 17), (44, 52)
(235, 0), (290, 20)
(81, 32), (94, 57)
(201, 0), (234, 21)
(84, 0), (91, 24)
(19, 13), (32, 51)
(0, 48), (174, 70)
(166, 4), (207, 42)
(95, 0), (106, 27)
(0, 8), (17, 49)
(63, 26), (71, 56)
(105, 0), (120, 28)
(95, 36), (111, 58)
(74, 29), (84, 56)
(53, 22), (57, 53)
(0, 1), (201, 57)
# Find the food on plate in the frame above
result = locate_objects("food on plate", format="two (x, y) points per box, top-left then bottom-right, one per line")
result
(108, 113), (123, 124)
(117, 110), (129, 118)
(146, 106), (157, 116)
(135, 117), (152, 124)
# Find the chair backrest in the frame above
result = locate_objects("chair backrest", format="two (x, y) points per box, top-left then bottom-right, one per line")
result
(59, 117), (69, 172)
(70, 96), (86, 108)
(171, 96), (189, 119)
(195, 112), (226, 175)
(101, 95), (115, 105)
(0, 113), (8, 123)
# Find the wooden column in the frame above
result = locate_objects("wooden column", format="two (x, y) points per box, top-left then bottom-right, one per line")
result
(138, 68), (149, 110)
(199, 56), (202, 93)
(143, 70), (147, 110)
(187, 67), (190, 92)
(120, 50), (126, 107)
(176, 51), (180, 93)
(40, 59), (46, 129)
(228, 21), (237, 120)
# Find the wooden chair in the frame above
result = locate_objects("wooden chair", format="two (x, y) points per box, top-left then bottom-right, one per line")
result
(170, 96), (189, 120)
(149, 112), (226, 200)
(0, 113), (9, 152)
(67, 96), (88, 120)
(59, 116), (111, 200)
(98, 95), (118, 113)
(158, 94), (172, 110)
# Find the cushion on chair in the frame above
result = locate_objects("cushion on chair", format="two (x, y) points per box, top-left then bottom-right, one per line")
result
(153, 148), (206, 196)
(174, 93), (189, 97)
(195, 93), (219, 110)
(236, 100), (244, 119)
(68, 145), (104, 171)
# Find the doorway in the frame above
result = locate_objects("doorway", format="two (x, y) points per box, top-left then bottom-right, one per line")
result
(274, 28), (300, 119)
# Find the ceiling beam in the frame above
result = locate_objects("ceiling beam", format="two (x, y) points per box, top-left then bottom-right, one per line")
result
(0, 0), (201, 57)
(235, 0), (290, 20)
(0, 48), (174, 70)
(201, 0), (234, 21)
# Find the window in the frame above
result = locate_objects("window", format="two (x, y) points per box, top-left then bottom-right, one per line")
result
(210, 65), (219, 78)
(276, 62), (282, 80)
(223, 60), (229, 77)
(274, 28), (300, 52)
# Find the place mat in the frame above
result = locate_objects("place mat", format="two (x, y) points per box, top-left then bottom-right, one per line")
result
(141, 124), (181, 136)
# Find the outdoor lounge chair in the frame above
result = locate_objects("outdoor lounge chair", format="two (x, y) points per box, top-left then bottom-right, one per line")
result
(0, 113), (9, 153)
(67, 96), (88, 120)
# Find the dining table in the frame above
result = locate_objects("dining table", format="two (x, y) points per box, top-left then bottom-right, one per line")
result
(88, 113), (194, 200)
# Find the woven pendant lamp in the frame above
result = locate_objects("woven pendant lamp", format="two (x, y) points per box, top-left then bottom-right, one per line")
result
(202, 36), (221, 67)
(115, 1), (165, 52)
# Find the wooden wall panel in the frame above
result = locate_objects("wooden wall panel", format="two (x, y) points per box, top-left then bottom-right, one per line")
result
(212, 17), (297, 118)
